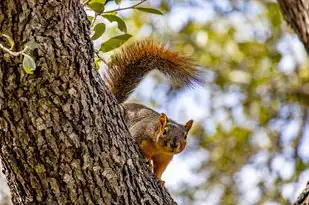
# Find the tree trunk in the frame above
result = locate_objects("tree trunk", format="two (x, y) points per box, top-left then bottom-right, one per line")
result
(277, 0), (309, 53)
(0, 1), (176, 204)
(277, 1), (309, 205)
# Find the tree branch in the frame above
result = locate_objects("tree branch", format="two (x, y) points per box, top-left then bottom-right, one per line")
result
(0, 43), (28, 57)
(277, 0), (309, 53)
(104, 0), (147, 13)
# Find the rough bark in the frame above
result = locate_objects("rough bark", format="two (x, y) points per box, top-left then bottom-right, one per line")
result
(0, 1), (176, 204)
(293, 182), (309, 205)
(277, 0), (309, 53)
(277, 1), (309, 205)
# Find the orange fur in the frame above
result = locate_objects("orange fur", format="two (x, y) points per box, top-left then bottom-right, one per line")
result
(106, 40), (201, 103)
(139, 139), (173, 182)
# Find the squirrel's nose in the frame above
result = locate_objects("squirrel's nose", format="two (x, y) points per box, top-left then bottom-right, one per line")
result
(170, 141), (178, 148)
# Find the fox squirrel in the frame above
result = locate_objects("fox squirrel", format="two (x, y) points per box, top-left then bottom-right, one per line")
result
(105, 40), (200, 185)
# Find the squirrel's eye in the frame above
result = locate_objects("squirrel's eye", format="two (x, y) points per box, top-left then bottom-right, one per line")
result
(163, 129), (167, 135)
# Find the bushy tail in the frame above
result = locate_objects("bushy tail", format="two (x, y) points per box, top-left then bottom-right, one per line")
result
(105, 40), (203, 103)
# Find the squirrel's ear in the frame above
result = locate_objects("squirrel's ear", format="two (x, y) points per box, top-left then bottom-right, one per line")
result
(185, 120), (193, 132)
(159, 113), (168, 128)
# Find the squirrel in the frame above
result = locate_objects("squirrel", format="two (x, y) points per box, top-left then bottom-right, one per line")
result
(105, 40), (200, 185)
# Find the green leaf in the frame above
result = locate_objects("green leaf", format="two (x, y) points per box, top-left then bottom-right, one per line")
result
(296, 159), (308, 173)
(91, 23), (106, 40)
(115, 0), (122, 5)
(135, 7), (164, 15)
(22, 54), (36, 74)
(94, 57), (102, 70)
(1, 34), (15, 49)
(88, 16), (94, 23)
(88, 0), (106, 14)
(104, 11), (118, 15)
(103, 15), (127, 33)
(89, 0), (106, 3)
(25, 40), (39, 50)
(88, 3), (105, 14)
(99, 34), (132, 53)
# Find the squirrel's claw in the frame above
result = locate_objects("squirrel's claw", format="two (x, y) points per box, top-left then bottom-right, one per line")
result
(145, 160), (153, 171)
(159, 179), (166, 189)
(141, 158), (153, 171)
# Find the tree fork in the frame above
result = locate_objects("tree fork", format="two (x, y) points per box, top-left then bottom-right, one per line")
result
(0, 1), (176, 204)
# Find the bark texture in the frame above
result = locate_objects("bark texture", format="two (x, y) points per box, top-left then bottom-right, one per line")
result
(277, 1), (309, 205)
(0, 1), (176, 204)
(293, 182), (309, 205)
(277, 0), (309, 53)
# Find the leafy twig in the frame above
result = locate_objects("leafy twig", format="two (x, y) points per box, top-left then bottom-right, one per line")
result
(90, 13), (97, 27)
(95, 51), (108, 66)
(0, 42), (36, 74)
(0, 43), (28, 56)
(83, 0), (91, 5)
(104, 0), (147, 13)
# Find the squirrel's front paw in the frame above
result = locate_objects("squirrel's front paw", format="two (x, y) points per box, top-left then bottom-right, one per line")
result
(141, 158), (153, 171)
(158, 179), (165, 188)
(145, 160), (153, 171)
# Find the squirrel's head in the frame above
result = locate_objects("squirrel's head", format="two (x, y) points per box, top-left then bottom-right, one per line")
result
(156, 113), (193, 154)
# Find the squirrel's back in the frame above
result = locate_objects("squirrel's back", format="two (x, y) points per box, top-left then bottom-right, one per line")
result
(122, 102), (161, 143)
(105, 40), (202, 103)
(122, 103), (158, 127)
